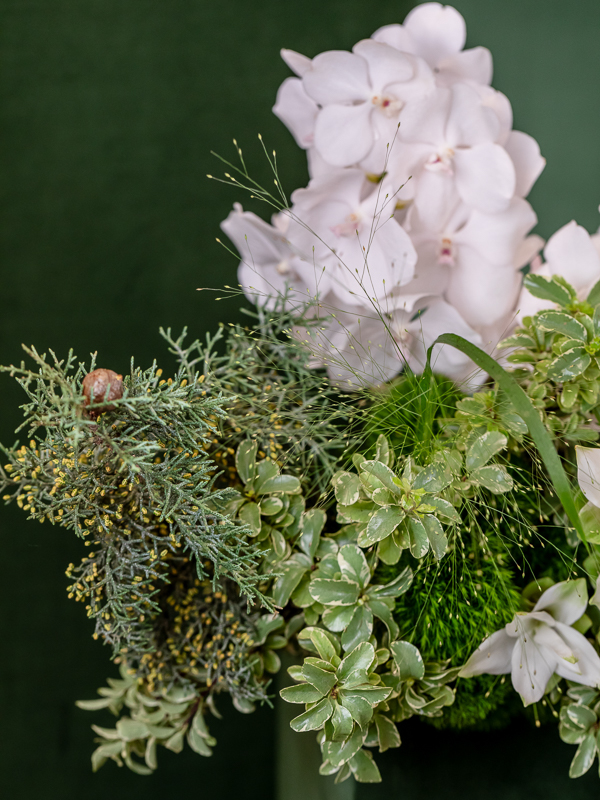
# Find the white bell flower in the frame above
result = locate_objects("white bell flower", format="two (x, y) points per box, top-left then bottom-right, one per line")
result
(373, 3), (492, 88)
(460, 580), (600, 706)
(576, 446), (600, 510)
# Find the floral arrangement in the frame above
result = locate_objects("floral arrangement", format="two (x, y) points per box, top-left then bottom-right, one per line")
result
(5, 1), (600, 790)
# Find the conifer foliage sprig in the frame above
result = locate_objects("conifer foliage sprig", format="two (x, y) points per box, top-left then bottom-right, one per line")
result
(165, 296), (357, 499)
(0, 342), (270, 655)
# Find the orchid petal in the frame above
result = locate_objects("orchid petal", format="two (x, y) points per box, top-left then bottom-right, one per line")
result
(313, 103), (374, 167)
(326, 218), (415, 305)
(446, 251), (520, 328)
(454, 143), (516, 213)
(353, 39), (413, 91)
(544, 221), (600, 295)
(307, 147), (336, 180)
(475, 86), (513, 144)
(437, 47), (493, 87)
(454, 198), (537, 266)
(362, 218), (417, 297)
(273, 78), (317, 149)
(399, 86), (450, 144)
(371, 23), (416, 55)
(238, 261), (303, 308)
(281, 48), (312, 77)
(412, 170), (461, 232)
(505, 131), (545, 198)
(446, 83), (499, 147)
(403, 2), (466, 66)
(459, 628), (513, 678)
(221, 204), (290, 264)
(576, 446), (600, 510)
(515, 234), (544, 270)
(303, 50), (371, 105)
(406, 240), (450, 296)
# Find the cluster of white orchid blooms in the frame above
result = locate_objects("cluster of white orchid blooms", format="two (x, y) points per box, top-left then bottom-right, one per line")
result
(221, 1), (562, 387)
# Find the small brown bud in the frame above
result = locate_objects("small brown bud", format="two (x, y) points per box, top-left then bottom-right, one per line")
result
(82, 369), (123, 418)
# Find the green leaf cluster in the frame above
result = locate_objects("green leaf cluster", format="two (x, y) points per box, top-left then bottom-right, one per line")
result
(559, 684), (600, 779)
(77, 664), (216, 774)
(282, 634), (396, 784)
(501, 274), (600, 441)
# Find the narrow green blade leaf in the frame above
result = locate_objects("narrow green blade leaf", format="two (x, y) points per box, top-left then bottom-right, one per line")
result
(426, 333), (585, 544)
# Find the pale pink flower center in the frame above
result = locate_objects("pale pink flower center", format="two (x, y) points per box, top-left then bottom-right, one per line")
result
(392, 321), (412, 348)
(438, 237), (455, 266)
(425, 146), (455, 174)
(371, 93), (404, 118)
(331, 212), (362, 238)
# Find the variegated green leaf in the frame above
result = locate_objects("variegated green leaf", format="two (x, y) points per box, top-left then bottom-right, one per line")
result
(290, 697), (333, 733)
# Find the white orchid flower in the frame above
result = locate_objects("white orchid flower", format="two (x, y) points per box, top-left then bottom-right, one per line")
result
(300, 40), (434, 169)
(286, 169), (417, 308)
(298, 293), (482, 388)
(460, 580), (600, 706)
(373, 3), (492, 88)
(517, 220), (600, 321)
(403, 197), (537, 328)
(272, 77), (318, 150)
(221, 204), (321, 308)
(397, 82), (516, 214)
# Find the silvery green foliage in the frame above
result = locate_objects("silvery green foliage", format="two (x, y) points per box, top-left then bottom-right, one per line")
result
(0, 344), (272, 654)
(559, 684), (600, 779)
(77, 665), (215, 775)
(387, 653), (460, 722)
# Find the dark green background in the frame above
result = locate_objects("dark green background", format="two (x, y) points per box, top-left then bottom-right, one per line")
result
(1, 1), (600, 797)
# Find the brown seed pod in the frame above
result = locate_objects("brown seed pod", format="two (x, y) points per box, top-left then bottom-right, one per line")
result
(82, 369), (123, 418)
